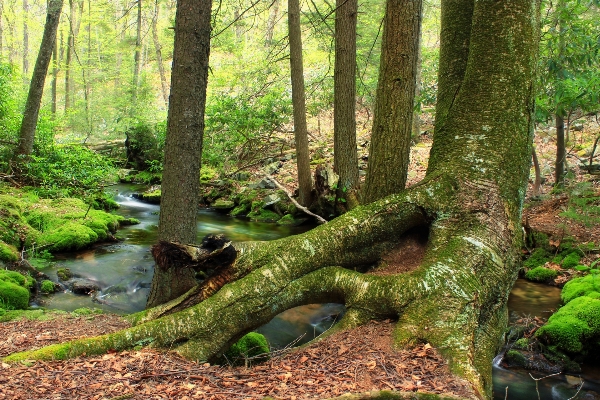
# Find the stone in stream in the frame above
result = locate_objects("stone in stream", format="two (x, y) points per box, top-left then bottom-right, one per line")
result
(70, 279), (100, 295)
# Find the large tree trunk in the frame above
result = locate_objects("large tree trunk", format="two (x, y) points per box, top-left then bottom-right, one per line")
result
(288, 0), (313, 207)
(17, 0), (64, 155)
(145, 0), (213, 308)
(4, 1), (540, 399)
(362, 0), (422, 204)
(333, 0), (359, 208)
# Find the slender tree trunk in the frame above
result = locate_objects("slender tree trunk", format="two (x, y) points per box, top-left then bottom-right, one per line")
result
(234, 8), (242, 42)
(288, 0), (312, 207)
(146, 0), (213, 308)
(333, 0), (359, 208)
(64, 0), (83, 112)
(22, 0), (29, 83)
(51, 36), (58, 115)
(17, 0), (64, 155)
(152, 0), (169, 108)
(7, 3), (16, 64)
(132, 0), (142, 101)
(265, 0), (280, 45)
(532, 147), (542, 197)
(362, 0), (422, 204)
(555, 113), (565, 186)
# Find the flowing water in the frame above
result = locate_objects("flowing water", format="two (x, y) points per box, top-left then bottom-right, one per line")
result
(35, 184), (599, 398)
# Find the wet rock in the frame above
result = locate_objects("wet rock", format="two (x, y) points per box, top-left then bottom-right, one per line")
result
(70, 279), (100, 295)
(263, 194), (281, 207)
(503, 349), (562, 373)
(212, 199), (235, 211)
(56, 268), (73, 281)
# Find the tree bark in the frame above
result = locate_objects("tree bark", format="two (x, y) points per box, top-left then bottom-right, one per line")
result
(22, 0), (29, 83)
(64, 0), (83, 112)
(146, 0), (213, 308)
(152, 0), (169, 108)
(16, 0), (64, 155)
(555, 113), (565, 186)
(51, 34), (59, 115)
(288, 0), (313, 207)
(4, 1), (541, 399)
(132, 0), (143, 102)
(362, 0), (422, 204)
(333, 0), (359, 208)
(265, 0), (280, 45)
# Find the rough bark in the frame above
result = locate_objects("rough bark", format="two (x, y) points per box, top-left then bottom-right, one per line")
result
(17, 0), (64, 155)
(362, 0), (423, 204)
(333, 0), (359, 207)
(288, 0), (313, 207)
(555, 113), (565, 186)
(65, 0), (83, 112)
(146, 0), (213, 308)
(132, 0), (143, 101)
(265, 0), (280, 45)
(4, 1), (540, 399)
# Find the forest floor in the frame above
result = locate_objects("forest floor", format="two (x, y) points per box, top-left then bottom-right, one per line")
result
(1, 113), (599, 399)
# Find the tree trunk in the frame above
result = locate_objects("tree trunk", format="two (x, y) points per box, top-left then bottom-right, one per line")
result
(362, 0), (422, 204)
(51, 34), (59, 115)
(4, 1), (541, 399)
(16, 0), (64, 155)
(555, 113), (565, 186)
(64, 0), (83, 112)
(132, 0), (142, 101)
(22, 0), (29, 83)
(265, 0), (280, 45)
(152, 0), (169, 108)
(288, 0), (312, 207)
(145, 0), (213, 309)
(333, 0), (359, 208)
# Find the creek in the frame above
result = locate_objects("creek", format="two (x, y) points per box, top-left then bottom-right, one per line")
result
(35, 184), (599, 399)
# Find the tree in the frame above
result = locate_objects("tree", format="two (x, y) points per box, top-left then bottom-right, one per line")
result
(362, 0), (423, 204)
(64, 0), (83, 112)
(22, 0), (29, 82)
(151, 0), (169, 108)
(145, 0), (213, 308)
(333, 0), (359, 208)
(132, 0), (143, 102)
(288, 0), (312, 207)
(4, 0), (540, 398)
(16, 0), (64, 156)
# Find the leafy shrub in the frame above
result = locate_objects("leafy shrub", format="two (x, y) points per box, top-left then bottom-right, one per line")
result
(124, 122), (166, 171)
(525, 266), (558, 282)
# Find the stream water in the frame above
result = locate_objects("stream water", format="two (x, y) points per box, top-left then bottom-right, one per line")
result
(35, 184), (599, 399)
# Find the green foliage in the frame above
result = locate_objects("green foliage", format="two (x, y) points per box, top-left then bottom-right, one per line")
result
(204, 90), (291, 168)
(558, 182), (600, 228)
(513, 338), (530, 350)
(525, 266), (558, 282)
(123, 122), (166, 171)
(247, 209), (281, 223)
(0, 241), (19, 262)
(224, 332), (270, 366)
(561, 252), (581, 269)
(523, 248), (551, 269)
(40, 280), (55, 294)
(0, 270), (31, 310)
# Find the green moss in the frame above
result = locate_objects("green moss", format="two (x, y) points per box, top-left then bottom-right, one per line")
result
(3, 342), (73, 362)
(0, 241), (18, 262)
(56, 268), (73, 281)
(223, 332), (270, 366)
(525, 266), (558, 282)
(505, 349), (528, 367)
(0, 270), (31, 309)
(523, 248), (551, 269)
(561, 274), (600, 304)
(40, 280), (55, 294)
(38, 221), (99, 251)
(200, 166), (218, 183)
(120, 217), (140, 225)
(276, 214), (297, 226)
(562, 253), (581, 269)
(537, 296), (600, 354)
(247, 209), (281, 223)
(513, 337), (529, 350)
(230, 203), (250, 217)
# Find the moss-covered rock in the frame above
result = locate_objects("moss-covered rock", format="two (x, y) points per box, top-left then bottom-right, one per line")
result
(212, 199), (235, 210)
(276, 214), (307, 226)
(56, 268), (73, 281)
(523, 248), (551, 269)
(561, 274), (600, 304)
(247, 209), (281, 223)
(525, 266), (558, 282)
(230, 203), (250, 217)
(40, 280), (56, 294)
(223, 332), (269, 366)
(0, 241), (18, 262)
(0, 270), (32, 309)
(561, 252), (581, 269)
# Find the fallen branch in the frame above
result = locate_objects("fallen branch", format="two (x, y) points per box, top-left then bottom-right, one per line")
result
(264, 175), (328, 224)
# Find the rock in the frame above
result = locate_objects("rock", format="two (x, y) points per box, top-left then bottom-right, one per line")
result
(503, 349), (562, 373)
(263, 194), (281, 207)
(571, 123), (584, 132)
(263, 162), (282, 175)
(70, 279), (100, 295)
(248, 179), (276, 190)
(232, 172), (250, 181)
(212, 199), (235, 210)
(277, 214), (307, 226)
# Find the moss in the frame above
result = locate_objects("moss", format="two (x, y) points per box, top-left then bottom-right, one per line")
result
(561, 252), (581, 269)
(40, 280), (55, 294)
(223, 332), (270, 366)
(0, 241), (19, 262)
(523, 248), (551, 269)
(247, 209), (281, 223)
(57, 268), (73, 281)
(537, 296), (600, 354)
(525, 266), (558, 282)
(120, 217), (140, 225)
(505, 349), (528, 367)
(0, 270), (31, 309)
(38, 221), (99, 251)
(513, 337), (529, 350)
(3, 342), (73, 362)
(276, 214), (297, 226)
(561, 274), (600, 304)
(140, 189), (161, 204)
(230, 203), (250, 217)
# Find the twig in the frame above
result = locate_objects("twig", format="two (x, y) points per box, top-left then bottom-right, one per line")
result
(567, 376), (584, 400)
(529, 372), (562, 400)
(264, 175), (328, 224)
